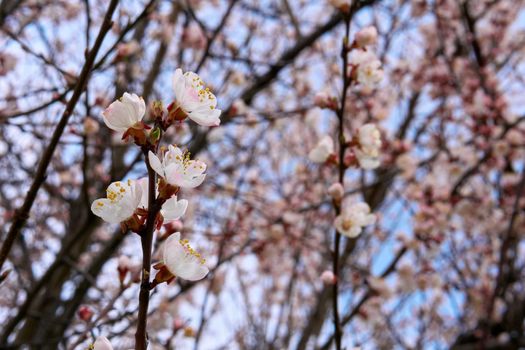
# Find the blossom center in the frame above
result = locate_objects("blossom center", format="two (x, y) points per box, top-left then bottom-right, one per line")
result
(187, 74), (216, 107)
(179, 238), (206, 264)
(342, 219), (353, 231)
(106, 180), (132, 203)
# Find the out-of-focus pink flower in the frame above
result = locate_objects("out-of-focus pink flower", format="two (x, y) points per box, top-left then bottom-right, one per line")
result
(328, 183), (344, 201)
(93, 336), (113, 350)
(116, 40), (141, 58)
(0, 53), (16, 75)
(368, 276), (392, 298)
(396, 153), (418, 179)
(334, 202), (376, 238)
(308, 135), (334, 163)
(182, 23), (207, 50)
(173, 318), (185, 330)
(349, 50), (383, 88)
(84, 117), (100, 135)
(314, 91), (338, 110)
(355, 26), (378, 47)
(355, 124), (382, 169)
(321, 270), (337, 285)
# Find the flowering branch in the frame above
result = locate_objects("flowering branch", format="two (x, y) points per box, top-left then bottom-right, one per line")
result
(309, 2), (384, 348)
(330, 6), (356, 349)
(89, 69), (220, 350)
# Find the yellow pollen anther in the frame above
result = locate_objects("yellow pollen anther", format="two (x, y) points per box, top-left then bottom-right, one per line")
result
(179, 239), (206, 264)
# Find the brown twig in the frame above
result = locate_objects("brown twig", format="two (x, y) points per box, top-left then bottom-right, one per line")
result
(331, 4), (356, 349)
(0, 0), (120, 273)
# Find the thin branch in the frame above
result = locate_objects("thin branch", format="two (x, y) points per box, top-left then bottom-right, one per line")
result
(0, 0), (120, 273)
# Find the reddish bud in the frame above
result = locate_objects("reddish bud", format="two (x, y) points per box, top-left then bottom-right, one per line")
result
(78, 305), (93, 321)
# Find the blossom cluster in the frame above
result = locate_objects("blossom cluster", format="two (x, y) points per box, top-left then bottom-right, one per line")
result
(308, 26), (384, 241)
(91, 69), (220, 284)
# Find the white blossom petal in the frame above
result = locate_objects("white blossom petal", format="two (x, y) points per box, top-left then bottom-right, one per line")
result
(162, 197), (188, 221)
(148, 151), (165, 178)
(90, 180), (142, 224)
(163, 232), (209, 281)
(93, 336), (113, 350)
(102, 93), (145, 132)
(172, 69), (221, 126)
(150, 146), (207, 188)
(137, 177), (188, 222)
(309, 135), (334, 163)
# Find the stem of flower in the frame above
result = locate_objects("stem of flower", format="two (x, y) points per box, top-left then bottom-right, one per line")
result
(135, 142), (163, 349)
(332, 4), (356, 350)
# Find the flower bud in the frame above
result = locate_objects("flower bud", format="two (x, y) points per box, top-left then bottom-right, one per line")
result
(149, 127), (161, 145)
(321, 270), (337, 285)
(173, 318), (185, 331)
(117, 255), (132, 283)
(84, 117), (99, 135)
(116, 40), (140, 58)
(151, 100), (164, 121)
(181, 23), (207, 50)
(308, 136), (335, 163)
(78, 305), (93, 321)
(355, 26), (378, 47)
(328, 183), (344, 201)
(314, 91), (338, 110)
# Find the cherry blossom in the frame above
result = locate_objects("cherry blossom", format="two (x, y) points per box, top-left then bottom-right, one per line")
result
(163, 232), (209, 281)
(355, 123), (382, 169)
(349, 50), (383, 88)
(91, 180), (142, 224)
(334, 202), (376, 238)
(328, 183), (344, 200)
(148, 145), (206, 188)
(84, 117), (100, 135)
(321, 270), (337, 285)
(137, 177), (188, 221)
(3, 1), (525, 349)
(172, 69), (221, 126)
(181, 23), (207, 50)
(355, 26), (378, 47)
(101, 93), (145, 133)
(314, 91), (338, 110)
(116, 40), (141, 58)
(308, 135), (335, 163)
